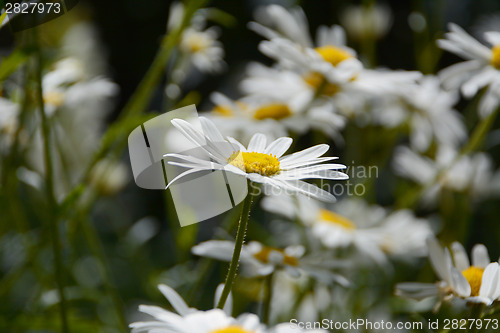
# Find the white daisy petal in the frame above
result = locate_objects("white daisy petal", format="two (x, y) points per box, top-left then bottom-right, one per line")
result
(214, 284), (233, 316)
(264, 137), (293, 157)
(192, 241), (238, 262)
(479, 263), (500, 299)
(200, 116), (225, 143)
(280, 144), (329, 165)
(450, 267), (471, 297)
(472, 244), (491, 268)
(280, 156), (339, 169)
(247, 133), (267, 152)
(158, 284), (193, 316)
(395, 282), (439, 301)
(484, 31), (500, 46)
(427, 238), (450, 283)
(280, 179), (336, 202)
(465, 296), (493, 305)
(452, 242), (470, 271)
(226, 136), (247, 152)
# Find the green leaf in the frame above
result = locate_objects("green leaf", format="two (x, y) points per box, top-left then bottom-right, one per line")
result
(0, 48), (33, 82)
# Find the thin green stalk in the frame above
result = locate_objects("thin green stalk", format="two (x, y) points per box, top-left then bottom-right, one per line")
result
(262, 272), (274, 325)
(217, 181), (259, 309)
(34, 30), (69, 333)
(79, 0), (207, 184)
(79, 212), (128, 332)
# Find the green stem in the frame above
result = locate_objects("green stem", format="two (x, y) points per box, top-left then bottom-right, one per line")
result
(217, 181), (259, 309)
(80, 0), (207, 182)
(461, 108), (499, 155)
(262, 272), (274, 325)
(34, 30), (69, 333)
(79, 212), (128, 331)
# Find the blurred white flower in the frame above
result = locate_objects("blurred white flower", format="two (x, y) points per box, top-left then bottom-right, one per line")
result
(438, 23), (500, 117)
(374, 76), (467, 152)
(397, 239), (500, 306)
(249, 6), (420, 123)
(340, 4), (393, 41)
(207, 89), (345, 143)
(130, 283), (326, 333)
(165, 117), (348, 202)
(27, 23), (119, 198)
(192, 240), (348, 286)
(261, 195), (433, 265)
(0, 97), (20, 152)
(192, 240), (305, 277)
(168, 2), (225, 74)
(179, 27), (225, 73)
(42, 57), (118, 116)
(393, 145), (500, 203)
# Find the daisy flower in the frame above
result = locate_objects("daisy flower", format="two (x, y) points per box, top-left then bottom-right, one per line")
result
(251, 5), (419, 86)
(373, 76), (466, 152)
(248, 6), (420, 122)
(192, 240), (348, 285)
(393, 145), (500, 204)
(130, 284), (326, 333)
(438, 23), (500, 117)
(397, 239), (500, 306)
(164, 117), (348, 202)
(261, 195), (432, 265)
(42, 57), (118, 116)
(207, 90), (346, 143)
(192, 240), (304, 277)
(168, 2), (225, 74)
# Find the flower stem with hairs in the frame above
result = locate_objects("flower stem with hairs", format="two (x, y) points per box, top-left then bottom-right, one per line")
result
(217, 181), (259, 309)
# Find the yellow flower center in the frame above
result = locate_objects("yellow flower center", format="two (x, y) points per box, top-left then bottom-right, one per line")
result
(44, 91), (65, 107)
(213, 105), (234, 117)
(304, 72), (340, 96)
(318, 209), (356, 230)
(461, 266), (484, 297)
(491, 45), (500, 69)
(211, 327), (254, 333)
(315, 45), (353, 66)
(228, 151), (280, 176)
(253, 246), (299, 266)
(253, 103), (292, 120)
(182, 32), (210, 53)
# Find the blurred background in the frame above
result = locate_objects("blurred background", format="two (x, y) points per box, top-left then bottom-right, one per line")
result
(3, 0), (500, 332)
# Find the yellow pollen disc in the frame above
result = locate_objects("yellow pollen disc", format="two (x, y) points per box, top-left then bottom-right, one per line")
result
(318, 209), (356, 230)
(253, 246), (299, 266)
(211, 327), (254, 333)
(253, 103), (292, 120)
(304, 72), (340, 96)
(461, 266), (484, 297)
(315, 45), (353, 66)
(491, 45), (500, 69)
(44, 91), (65, 107)
(228, 151), (280, 176)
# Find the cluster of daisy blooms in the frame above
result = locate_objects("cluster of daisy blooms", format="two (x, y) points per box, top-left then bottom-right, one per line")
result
(129, 3), (500, 333)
